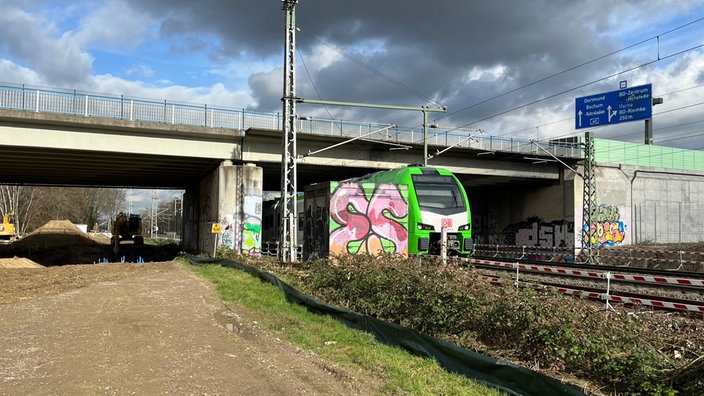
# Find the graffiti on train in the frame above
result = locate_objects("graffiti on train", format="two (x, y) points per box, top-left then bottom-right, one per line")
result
(329, 182), (409, 255)
(583, 204), (626, 247)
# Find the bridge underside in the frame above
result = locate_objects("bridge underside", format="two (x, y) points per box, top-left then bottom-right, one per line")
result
(244, 128), (567, 192)
(0, 144), (221, 188)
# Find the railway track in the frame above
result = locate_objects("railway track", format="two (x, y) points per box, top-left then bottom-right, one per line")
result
(430, 252), (704, 314)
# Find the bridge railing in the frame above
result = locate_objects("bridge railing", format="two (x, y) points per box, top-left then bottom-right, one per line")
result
(0, 83), (583, 158)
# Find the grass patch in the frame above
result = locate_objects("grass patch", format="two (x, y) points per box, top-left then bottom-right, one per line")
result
(188, 261), (504, 396)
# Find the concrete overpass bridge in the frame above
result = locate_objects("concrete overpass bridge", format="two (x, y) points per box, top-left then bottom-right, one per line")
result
(17, 83), (680, 254)
(0, 83), (580, 190)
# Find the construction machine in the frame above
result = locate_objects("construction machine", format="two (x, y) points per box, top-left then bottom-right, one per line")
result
(0, 213), (16, 241)
(111, 212), (144, 253)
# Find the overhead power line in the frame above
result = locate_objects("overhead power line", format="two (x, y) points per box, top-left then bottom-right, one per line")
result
(299, 32), (445, 108)
(455, 43), (704, 133)
(438, 16), (704, 122)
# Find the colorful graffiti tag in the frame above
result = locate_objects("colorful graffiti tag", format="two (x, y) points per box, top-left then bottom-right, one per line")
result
(240, 196), (262, 255)
(329, 182), (408, 256)
(583, 204), (626, 246)
(472, 215), (574, 247)
(219, 195), (262, 255)
(220, 215), (235, 249)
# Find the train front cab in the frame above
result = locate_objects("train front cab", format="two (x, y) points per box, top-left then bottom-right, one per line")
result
(408, 171), (474, 256)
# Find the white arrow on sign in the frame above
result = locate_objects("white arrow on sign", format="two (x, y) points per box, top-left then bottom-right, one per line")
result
(577, 110), (583, 127)
(607, 105), (617, 122)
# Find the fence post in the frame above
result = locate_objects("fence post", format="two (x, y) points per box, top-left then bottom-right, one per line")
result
(84, 94), (89, 117)
(603, 271), (613, 311)
(35, 89), (40, 112)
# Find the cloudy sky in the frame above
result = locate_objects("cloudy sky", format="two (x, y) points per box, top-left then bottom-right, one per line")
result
(2, 0), (704, 205)
(3, 0), (704, 145)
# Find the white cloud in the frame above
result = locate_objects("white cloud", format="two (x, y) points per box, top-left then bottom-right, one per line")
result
(125, 63), (155, 78)
(72, 0), (155, 50)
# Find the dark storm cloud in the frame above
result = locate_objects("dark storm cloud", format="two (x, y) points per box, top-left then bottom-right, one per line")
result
(121, 0), (701, 137)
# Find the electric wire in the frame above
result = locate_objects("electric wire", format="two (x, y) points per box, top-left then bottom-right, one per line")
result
(454, 43), (704, 132)
(299, 31), (444, 108)
(298, 12), (704, 157)
(297, 47), (336, 120)
(434, 16), (704, 124)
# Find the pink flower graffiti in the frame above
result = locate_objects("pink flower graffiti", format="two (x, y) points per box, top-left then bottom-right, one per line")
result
(329, 183), (408, 255)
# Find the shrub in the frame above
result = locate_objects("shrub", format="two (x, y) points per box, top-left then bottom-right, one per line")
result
(218, 252), (701, 395)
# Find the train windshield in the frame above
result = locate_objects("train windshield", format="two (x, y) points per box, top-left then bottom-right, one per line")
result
(411, 175), (465, 210)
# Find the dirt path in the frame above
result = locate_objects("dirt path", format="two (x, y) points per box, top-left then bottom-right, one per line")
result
(0, 262), (376, 395)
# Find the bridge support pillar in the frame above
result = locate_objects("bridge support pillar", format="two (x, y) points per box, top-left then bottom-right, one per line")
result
(183, 162), (263, 255)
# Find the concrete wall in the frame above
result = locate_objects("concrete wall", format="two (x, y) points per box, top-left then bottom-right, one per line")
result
(573, 165), (632, 248)
(574, 164), (704, 247)
(182, 162), (263, 255)
(469, 171), (575, 248)
(623, 166), (704, 244)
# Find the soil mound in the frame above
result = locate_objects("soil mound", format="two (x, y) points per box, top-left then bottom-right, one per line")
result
(30, 220), (84, 235)
(0, 220), (179, 266)
(13, 220), (102, 249)
(0, 257), (43, 268)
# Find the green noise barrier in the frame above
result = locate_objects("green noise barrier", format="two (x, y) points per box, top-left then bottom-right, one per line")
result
(184, 254), (585, 396)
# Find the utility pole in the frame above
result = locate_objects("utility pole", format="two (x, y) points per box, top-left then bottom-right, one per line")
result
(280, 0), (299, 263)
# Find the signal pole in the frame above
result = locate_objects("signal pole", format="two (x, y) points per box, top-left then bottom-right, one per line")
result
(280, 0), (299, 263)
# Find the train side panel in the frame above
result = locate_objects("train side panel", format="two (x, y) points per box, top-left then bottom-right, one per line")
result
(303, 181), (409, 260)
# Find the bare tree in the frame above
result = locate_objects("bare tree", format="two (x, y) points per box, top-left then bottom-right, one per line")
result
(0, 185), (39, 235)
(98, 188), (126, 232)
(1, 186), (127, 233)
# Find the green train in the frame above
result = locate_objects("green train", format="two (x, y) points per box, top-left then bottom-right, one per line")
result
(351, 165), (473, 255)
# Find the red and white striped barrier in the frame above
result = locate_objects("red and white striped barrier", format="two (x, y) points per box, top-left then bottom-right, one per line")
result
(537, 282), (704, 313)
(609, 273), (704, 287)
(600, 247), (704, 257)
(471, 258), (603, 279)
(605, 294), (704, 313)
(472, 268), (704, 313)
(468, 257), (704, 288)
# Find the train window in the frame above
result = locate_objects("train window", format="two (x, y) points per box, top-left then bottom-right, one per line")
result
(412, 175), (464, 210)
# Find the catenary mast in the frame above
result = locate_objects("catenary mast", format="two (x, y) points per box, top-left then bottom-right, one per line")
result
(280, 0), (298, 263)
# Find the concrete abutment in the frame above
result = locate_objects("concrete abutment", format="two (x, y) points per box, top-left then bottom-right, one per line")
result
(183, 162), (263, 255)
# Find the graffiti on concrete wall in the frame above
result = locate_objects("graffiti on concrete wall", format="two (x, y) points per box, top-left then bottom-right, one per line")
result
(241, 196), (262, 255)
(218, 195), (262, 255)
(502, 217), (574, 247)
(221, 215), (235, 249)
(474, 216), (574, 247)
(583, 204), (626, 247)
(329, 182), (408, 256)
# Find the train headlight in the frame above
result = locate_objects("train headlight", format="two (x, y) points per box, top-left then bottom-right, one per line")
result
(458, 224), (471, 231)
(417, 223), (435, 231)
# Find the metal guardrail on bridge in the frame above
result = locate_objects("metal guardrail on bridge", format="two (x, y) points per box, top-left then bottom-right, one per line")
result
(0, 83), (583, 158)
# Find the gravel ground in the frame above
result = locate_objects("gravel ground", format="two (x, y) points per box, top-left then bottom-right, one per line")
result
(0, 261), (379, 395)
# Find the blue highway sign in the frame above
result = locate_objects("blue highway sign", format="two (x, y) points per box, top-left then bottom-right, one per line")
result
(575, 84), (652, 129)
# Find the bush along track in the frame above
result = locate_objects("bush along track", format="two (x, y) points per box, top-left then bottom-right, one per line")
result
(209, 251), (704, 395)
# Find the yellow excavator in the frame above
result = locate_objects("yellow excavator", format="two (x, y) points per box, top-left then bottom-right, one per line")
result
(111, 212), (144, 253)
(0, 213), (16, 241)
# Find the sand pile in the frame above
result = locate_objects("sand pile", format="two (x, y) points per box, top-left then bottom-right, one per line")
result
(28, 220), (86, 235)
(11, 220), (104, 249)
(0, 257), (44, 268)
